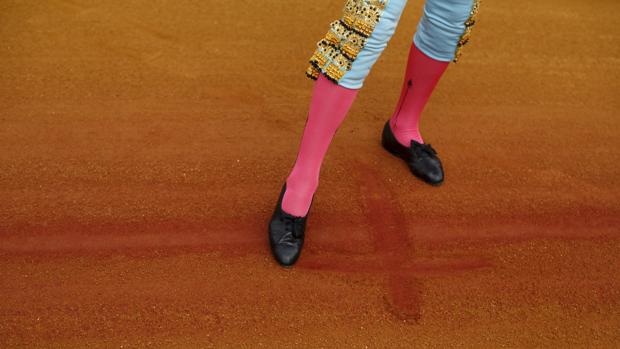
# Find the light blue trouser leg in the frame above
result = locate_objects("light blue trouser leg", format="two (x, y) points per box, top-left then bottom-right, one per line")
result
(413, 0), (475, 62)
(338, 0), (474, 89)
(338, 0), (408, 89)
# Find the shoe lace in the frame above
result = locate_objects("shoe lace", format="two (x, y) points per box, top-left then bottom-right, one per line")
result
(410, 141), (437, 157)
(278, 214), (304, 244)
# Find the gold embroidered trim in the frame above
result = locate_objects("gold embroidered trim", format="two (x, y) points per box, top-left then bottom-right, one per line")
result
(305, 0), (389, 84)
(453, 0), (480, 63)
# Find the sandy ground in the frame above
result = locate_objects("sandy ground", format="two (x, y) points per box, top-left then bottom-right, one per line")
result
(1, 0), (619, 347)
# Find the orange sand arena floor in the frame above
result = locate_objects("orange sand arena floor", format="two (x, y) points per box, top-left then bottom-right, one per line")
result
(1, 0), (619, 347)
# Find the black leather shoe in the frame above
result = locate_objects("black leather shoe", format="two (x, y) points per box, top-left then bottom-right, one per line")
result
(268, 182), (313, 267)
(381, 120), (444, 185)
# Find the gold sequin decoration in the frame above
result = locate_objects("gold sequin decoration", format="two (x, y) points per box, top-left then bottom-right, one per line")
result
(453, 0), (480, 63)
(305, 0), (389, 84)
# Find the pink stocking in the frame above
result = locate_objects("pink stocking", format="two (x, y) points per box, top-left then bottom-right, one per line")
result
(389, 42), (449, 146)
(281, 73), (359, 217)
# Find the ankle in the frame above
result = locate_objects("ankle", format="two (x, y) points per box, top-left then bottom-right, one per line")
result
(281, 185), (315, 217)
(389, 119), (424, 145)
(285, 173), (318, 195)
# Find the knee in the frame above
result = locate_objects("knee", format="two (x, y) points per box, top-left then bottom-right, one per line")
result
(413, 0), (478, 62)
(424, 0), (475, 32)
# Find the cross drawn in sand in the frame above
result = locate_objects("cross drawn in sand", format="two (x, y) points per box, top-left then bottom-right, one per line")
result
(299, 160), (490, 322)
